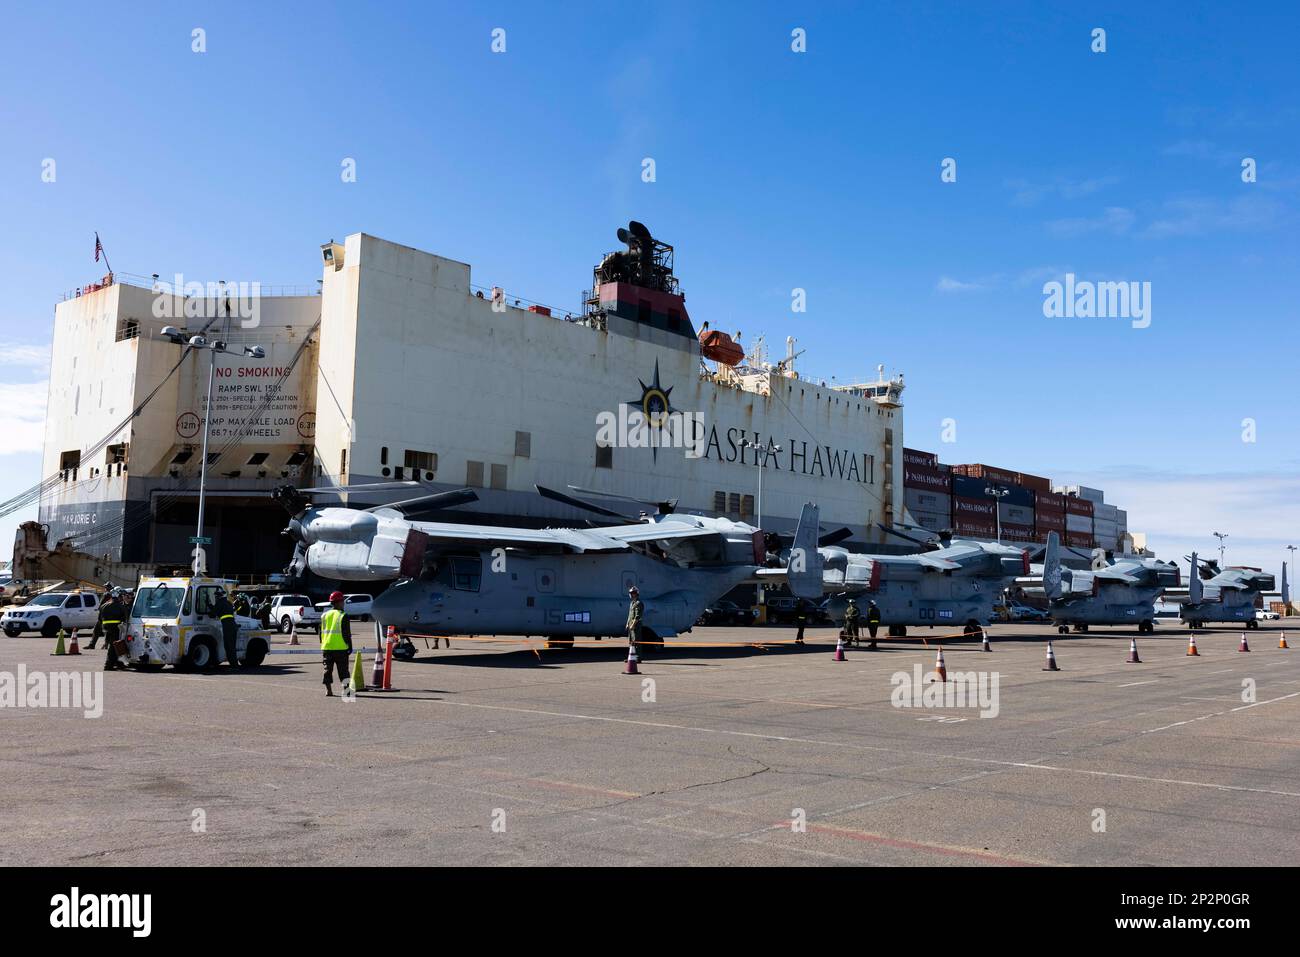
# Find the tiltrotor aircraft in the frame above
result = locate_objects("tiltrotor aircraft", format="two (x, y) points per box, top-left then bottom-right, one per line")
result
(272, 482), (823, 647)
(1171, 552), (1276, 629)
(762, 524), (1030, 638)
(1024, 531), (1182, 634)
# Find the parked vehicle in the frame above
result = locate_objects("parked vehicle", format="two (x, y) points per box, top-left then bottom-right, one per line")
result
(696, 600), (750, 627)
(2, 591), (101, 637)
(125, 575), (269, 670)
(313, 593), (374, 621)
(270, 594), (322, 633)
(1256, 608), (1280, 621)
(1007, 602), (1050, 622)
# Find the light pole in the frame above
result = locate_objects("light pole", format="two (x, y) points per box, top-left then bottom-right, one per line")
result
(985, 485), (1010, 543)
(1212, 531), (1228, 566)
(740, 438), (782, 532)
(161, 324), (265, 574)
(1287, 545), (1296, 614)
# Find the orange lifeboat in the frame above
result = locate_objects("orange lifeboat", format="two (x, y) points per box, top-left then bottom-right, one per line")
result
(699, 329), (744, 366)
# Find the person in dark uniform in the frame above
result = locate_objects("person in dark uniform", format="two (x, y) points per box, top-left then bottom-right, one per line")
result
(843, 598), (861, 647)
(100, 590), (128, 671)
(795, 602), (808, 645)
(87, 591), (107, 650)
(213, 591), (241, 668)
(234, 593), (251, 617)
(256, 596), (272, 630)
(866, 601), (882, 650)
(625, 586), (644, 654)
(319, 591), (353, 697)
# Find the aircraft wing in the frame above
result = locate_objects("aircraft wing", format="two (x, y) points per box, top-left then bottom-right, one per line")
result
(915, 555), (963, 572)
(408, 519), (713, 553)
(1091, 568), (1143, 585)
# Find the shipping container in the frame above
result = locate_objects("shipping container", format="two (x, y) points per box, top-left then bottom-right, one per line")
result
(908, 509), (950, 532)
(1065, 496), (1095, 517)
(952, 463), (1021, 486)
(1016, 472), (1052, 493)
(950, 474), (1034, 506)
(954, 518), (998, 539)
(1058, 485), (1104, 504)
(1000, 521), (1035, 543)
(1065, 531), (1095, 549)
(1035, 490), (1067, 512)
(905, 488), (952, 514)
(1035, 510), (1066, 533)
(903, 463), (952, 493)
(1094, 502), (1119, 522)
(952, 495), (997, 522)
(1066, 513), (1094, 533)
(903, 448), (938, 468)
(999, 502), (1034, 526)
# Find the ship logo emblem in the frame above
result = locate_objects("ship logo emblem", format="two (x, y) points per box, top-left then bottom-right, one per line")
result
(624, 360), (677, 460)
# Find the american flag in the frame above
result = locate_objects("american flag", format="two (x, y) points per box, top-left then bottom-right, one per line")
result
(94, 233), (103, 262)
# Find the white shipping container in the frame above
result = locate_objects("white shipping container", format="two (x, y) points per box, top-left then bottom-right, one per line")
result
(905, 488), (952, 513)
(909, 509), (949, 532)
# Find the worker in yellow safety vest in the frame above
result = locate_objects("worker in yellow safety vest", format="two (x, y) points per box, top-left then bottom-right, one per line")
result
(320, 591), (353, 697)
(213, 591), (241, 668)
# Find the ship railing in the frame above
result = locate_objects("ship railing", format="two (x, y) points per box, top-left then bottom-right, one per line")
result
(62, 272), (322, 301)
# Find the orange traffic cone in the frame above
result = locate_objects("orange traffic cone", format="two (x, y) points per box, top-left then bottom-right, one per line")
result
(289, 621), (299, 646)
(980, 631), (992, 652)
(1126, 638), (1141, 664)
(1042, 641), (1060, 671)
(623, 643), (640, 675)
(932, 647), (947, 683)
(67, 630), (81, 655)
(370, 646), (385, 688)
(1280, 632), (1289, 650)
(1186, 633), (1200, 656)
(1238, 633), (1250, 653)
(833, 634), (846, 661)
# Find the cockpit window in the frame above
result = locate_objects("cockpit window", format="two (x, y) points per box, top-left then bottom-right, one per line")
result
(450, 557), (482, 592)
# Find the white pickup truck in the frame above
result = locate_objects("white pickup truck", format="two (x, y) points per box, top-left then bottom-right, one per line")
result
(270, 594), (322, 634)
(2, 591), (102, 637)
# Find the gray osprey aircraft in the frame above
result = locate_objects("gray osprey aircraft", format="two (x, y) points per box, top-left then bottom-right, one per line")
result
(762, 524), (1030, 638)
(272, 483), (823, 646)
(1025, 532), (1182, 634)
(1171, 552), (1275, 629)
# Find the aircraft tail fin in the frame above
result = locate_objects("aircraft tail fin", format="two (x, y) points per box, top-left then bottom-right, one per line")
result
(1043, 531), (1063, 600)
(787, 503), (824, 600)
(1189, 552), (1203, 603)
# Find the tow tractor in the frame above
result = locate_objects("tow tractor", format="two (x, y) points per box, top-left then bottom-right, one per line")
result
(124, 575), (272, 670)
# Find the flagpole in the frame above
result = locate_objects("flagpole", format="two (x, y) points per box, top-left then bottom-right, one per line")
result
(95, 232), (113, 278)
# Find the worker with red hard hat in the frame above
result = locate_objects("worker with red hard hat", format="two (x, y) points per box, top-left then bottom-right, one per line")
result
(320, 591), (353, 697)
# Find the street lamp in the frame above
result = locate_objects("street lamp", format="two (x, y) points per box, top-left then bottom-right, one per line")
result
(1286, 545), (1296, 614)
(160, 324), (265, 574)
(739, 439), (783, 532)
(1212, 531), (1228, 566)
(985, 485), (1010, 544)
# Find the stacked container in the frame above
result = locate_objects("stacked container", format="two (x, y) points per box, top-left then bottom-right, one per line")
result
(903, 449), (952, 532)
(1035, 490), (1067, 543)
(1093, 502), (1120, 552)
(1065, 494), (1095, 548)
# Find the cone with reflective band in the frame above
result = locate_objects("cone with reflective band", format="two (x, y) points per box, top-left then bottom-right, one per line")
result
(351, 651), (365, 691)
(1280, 632), (1289, 650)
(1043, 641), (1060, 671)
(1186, 633), (1200, 656)
(67, 630), (81, 655)
(51, 630), (66, 656)
(1238, 633), (1250, 653)
(981, 631), (992, 652)
(382, 625), (397, 690)
(932, 647), (947, 682)
(623, 643), (640, 675)
(289, 621), (299, 646)
(371, 646), (385, 688)
(1126, 638), (1141, 664)
(833, 634), (846, 662)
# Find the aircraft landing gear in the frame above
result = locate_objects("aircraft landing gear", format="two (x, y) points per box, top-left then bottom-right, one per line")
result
(888, 624), (907, 638)
(1138, 620), (1154, 634)
(1246, 619), (1259, 630)
(962, 621), (983, 640)
(1057, 625), (1069, 634)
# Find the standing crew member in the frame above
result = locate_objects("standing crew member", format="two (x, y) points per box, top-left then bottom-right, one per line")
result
(213, 590), (241, 668)
(795, 602), (808, 645)
(843, 598), (861, 647)
(626, 586), (644, 654)
(100, 589), (127, 671)
(320, 591), (353, 697)
(866, 600), (882, 649)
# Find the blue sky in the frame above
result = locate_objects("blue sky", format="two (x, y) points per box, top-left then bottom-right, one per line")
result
(1, 1), (1296, 577)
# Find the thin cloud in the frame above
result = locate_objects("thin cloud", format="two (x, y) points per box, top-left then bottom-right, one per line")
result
(1007, 174), (1120, 206)
(1142, 195), (1283, 239)
(0, 380), (48, 455)
(1046, 206), (1135, 238)
(0, 342), (50, 372)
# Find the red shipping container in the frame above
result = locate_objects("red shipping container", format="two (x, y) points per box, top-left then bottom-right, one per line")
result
(903, 448), (938, 468)
(1001, 522), (1035, 542)
(527, 304), (552, 316)
(1035, 490), (1067, 512)
(1017, 472), (1051, 493)
(1066, 496), (1094, 517)
(954, 463), (1021, 486)
(904, 463), (952, 493)
(954, 518), (997, 538)
(1065, 531), (1095, 548)
(1035, 511), (1066, 533)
